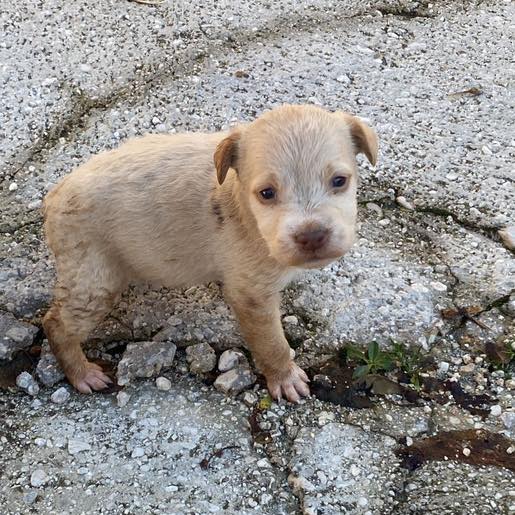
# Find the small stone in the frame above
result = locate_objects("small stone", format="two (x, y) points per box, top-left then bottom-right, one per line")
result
(16, 372), (40, 396)
(8, 182), (18, 191)
(214, 366), (256, 395)
(28, 199), (42, 210)
(283, 315), (299, 326)
(288, 474), (315, 494)
(156, 377), (172, 391)
(406, 436), (413, 447)
(186, 342), (216, 374)
(0, 313), (39, 360)
(438, 361), (450, 374)
(36, 345), (65, 387)
(131, 447), (145, 458)
(50, 387), (70, 404)
(23, 490), (38, 504)
(317, 411), (335, 426)
(462, 447), (471, 457)
(490, 405), (502, 417)
(68, 438), (91, 455)
(350, 464), (360, 477)
(430, 281), (447, 292)
(30, 469), (48, 487)
(498, 227), (515, 251)
(378, 218), (390, 226)
(116, 391), (131, 407)
(242, 391), (257, 406)
(507, 446), (514, 455)
(218, 349), (247, 372)
(117, 341), (176, 386)
(396, 196), (414, 210)
(336, 74), (350, 84)
(501, 412), (515, 429)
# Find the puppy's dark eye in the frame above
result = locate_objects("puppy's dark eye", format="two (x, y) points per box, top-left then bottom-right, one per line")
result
(260, 188), (276, 200)
(331, 176), (348, 189)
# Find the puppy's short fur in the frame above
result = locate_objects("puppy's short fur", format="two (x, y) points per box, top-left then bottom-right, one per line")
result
(43, 105), (377, 402)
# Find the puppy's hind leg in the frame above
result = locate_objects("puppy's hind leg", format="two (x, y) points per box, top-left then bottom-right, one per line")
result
(43, 250), (127, 393)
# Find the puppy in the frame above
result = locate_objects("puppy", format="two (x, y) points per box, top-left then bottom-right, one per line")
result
(42, 104), (377, 402)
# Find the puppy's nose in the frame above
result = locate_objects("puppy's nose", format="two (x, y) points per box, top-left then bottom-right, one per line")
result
(294, 227), (330, 252)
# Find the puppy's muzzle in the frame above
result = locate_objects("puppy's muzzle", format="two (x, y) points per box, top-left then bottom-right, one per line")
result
(293, 226), (330, 252)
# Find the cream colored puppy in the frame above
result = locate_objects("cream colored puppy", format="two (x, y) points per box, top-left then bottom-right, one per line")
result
(43, 104), (377, 402)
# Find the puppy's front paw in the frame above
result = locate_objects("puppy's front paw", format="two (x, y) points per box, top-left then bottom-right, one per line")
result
(70, 361), (113, 394)
(266, 361), (310, 403)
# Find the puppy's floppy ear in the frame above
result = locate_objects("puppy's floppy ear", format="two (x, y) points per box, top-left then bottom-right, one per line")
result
(337, 113), (378, 166)
(214, 130), (241, 185)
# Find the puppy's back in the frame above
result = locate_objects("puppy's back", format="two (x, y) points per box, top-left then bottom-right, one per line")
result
(44, 132), (224, 284)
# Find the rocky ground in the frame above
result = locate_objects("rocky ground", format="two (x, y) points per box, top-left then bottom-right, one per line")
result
(1, 0), (514, 513)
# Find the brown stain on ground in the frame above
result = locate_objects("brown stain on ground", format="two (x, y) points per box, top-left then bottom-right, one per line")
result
(397, 429), (515, 472)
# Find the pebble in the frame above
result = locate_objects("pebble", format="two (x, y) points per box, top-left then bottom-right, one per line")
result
(186, 342), (217, 374)
(23, 491), (38, 504)
(490, 405), (502, 417)
(156, 376), (172, 391)
(117, 390), (131, 407)
(430, 281), (447, 292)
(378, 218), (390, 227)
(349, 464), (360, 477)
(16, 372), (40, 396)
(463, 447), (471, 457)
(218, 349), (246, 372)
(214, 366), (256, 395)
(68, 438), (91, 455)
(242, 391), (257, 406)
(8, 182), (18, 191)
(501, 412), (514, 429)
(396, 196), (414, 210)
(36, 346), (65, 387)
(50, 387), (70, 404)
(131, 447), (145, 458)
(30, 469), (48, 487)
(117, 341), (176, 386)
(438, 361), (450, 374)
(282, 315), (299, 326)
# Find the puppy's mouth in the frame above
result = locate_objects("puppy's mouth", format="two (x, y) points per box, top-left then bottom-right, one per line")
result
(280, 248), (346, 269)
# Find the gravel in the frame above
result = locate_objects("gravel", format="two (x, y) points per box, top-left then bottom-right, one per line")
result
(0, 0), (514, 512)
(16, 371), (39, 396)
(185, 342), (217, 374)
(117, 341), (177, 385)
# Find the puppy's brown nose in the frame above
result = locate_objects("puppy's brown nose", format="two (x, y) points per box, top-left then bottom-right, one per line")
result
(294, 227), (330, 252)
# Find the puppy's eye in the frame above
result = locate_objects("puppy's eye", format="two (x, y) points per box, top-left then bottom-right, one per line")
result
(331, 176), (348, 189)
(259, 188), (276, 200)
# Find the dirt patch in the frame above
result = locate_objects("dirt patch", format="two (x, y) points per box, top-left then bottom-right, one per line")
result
(397, 430), (515, 472)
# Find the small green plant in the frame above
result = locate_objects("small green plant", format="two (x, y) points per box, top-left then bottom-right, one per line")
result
(343, 340), (425, 389)
(345, 341), (393, 379)
(389, 340), (424, 390)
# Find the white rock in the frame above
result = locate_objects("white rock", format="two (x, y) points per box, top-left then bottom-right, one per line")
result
(242, 391), (257, 406)
(462, 447), (471, 457)
(50, 387), (70, 404)
(8, 182), (18, 191)
(116, 391), (131, 407)
(430, 281), (447, 292)
(156, 377), (172, 391)
(16, 372), (39, 396)
(218, 349), (246, 372)
(438, 361), (450, 374)
(68, 438), (91, 455)
(490, 405), (502, 417)
(501, 411), (514, 429)
(214, 366), (256, 395)
(30, 469), (48, 487)
(283, 315), (299, 326)
(131, 447), (145, 458)
(396, 196), (414, 210)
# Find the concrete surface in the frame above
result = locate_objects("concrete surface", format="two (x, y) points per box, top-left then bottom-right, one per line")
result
(0, 0), (514, 513)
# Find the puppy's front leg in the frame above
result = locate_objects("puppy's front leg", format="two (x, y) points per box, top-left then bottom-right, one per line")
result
(226, 289), (309, 402)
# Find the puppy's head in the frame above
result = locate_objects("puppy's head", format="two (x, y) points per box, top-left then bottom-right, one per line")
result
(214, 105), (378, 268)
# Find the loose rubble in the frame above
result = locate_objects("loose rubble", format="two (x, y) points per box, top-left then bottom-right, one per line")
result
(16, 371), (39, 396)
(214, 366), (257, 395)
(117, 341), (176, 385)
(186, 342), (217, 374)
(0, 312), (39, 360)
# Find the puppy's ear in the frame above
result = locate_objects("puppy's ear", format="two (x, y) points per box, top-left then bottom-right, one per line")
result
(214, 130), (241, 185)
(337, 113), (378, 166)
